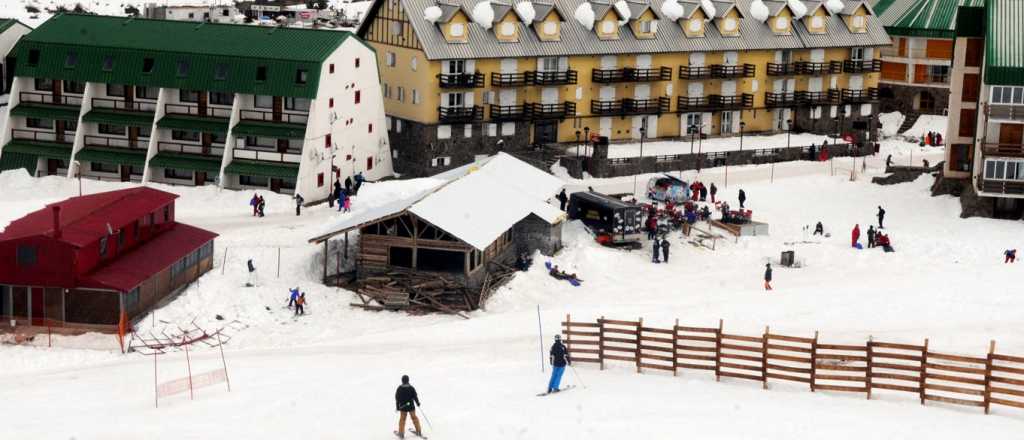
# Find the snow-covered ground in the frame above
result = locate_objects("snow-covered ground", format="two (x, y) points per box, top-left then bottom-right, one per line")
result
(5, 134), (1023, 438)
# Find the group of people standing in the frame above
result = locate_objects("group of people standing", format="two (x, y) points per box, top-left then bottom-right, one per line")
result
(851, 206), (892, 252)
(249, 193), (266, 217)
(688, 181), (717, 203)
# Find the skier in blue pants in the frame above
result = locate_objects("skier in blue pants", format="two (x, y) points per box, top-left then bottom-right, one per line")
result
(548, 334), (570, 393)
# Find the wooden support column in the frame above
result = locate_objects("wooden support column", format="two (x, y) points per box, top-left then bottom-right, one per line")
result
(866, 336), (873, 400)
(715, 319), (723, 382)
(810, 330), (819, 392)
(984, 340), (995, 414)
(636, 317), (643, 374)
(919, 338), (929, 405)
(762, 326), (770, 390)
(672, 318), (680, 377)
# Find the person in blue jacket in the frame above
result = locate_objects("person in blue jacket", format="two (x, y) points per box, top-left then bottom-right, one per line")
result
(548, 335), (571, 393)
(288, 287), (300, 308)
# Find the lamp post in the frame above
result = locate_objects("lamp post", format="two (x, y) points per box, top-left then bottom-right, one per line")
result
(697, 123), (704, 173)
(73, 160), (82, 196)
(689, 124), (696, 154)
(575, 130), (581, 158)
(739, 121), (746, 152)
(633, 123), (647, 196)
(584, 126), (591, 156)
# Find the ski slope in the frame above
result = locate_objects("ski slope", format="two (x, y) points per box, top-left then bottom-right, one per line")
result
(2, 139), (1024, 438)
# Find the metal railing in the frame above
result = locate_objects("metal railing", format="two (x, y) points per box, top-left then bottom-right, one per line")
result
(232, 148), (302, 164)
(84, 135), (147, 149)
(489, 104), (528, 122)
(437, 106), (484, 123)
(91, 98), (157, 113)
(982, 143), (1024, 157)
(677, 96), (713, 112)
(766, 63), (798, 76)
(490, 72), (529, 87)
(158, 141), (225, 157)
(986, 103), (1024, 122)
(765, 92), (798, 107)
(710, 64), (756, 78)
(164, 104), (232, 118)
(11, 128), (74, 144)
(19, 92), (82, 106)
(842, 59), (882, 73)
(592, 67), (672, 83)
(526, 70), (578, 85)
(880, 47), (953, 60)
(709, 94), (754, 109)
(437, 72), (485, 88)
(795, 90), (840, 105)
(795, 61), (843, 75)
(526, 102), (576, 120)
(678, 66), (711, 80)
(238, 109), (309, 124)
(623, 97), (671, 115)
(840, 88), (880, 103)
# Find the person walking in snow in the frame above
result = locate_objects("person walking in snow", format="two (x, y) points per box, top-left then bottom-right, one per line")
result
(343, 194), (352, 213)
(877, 206), (886, 229)
(345, 176), (353, 194)
(287, 287), (300, 308)
(294, 292), (306, 316)
(395, 375), (423, 439)
(330, 180), (342, 208)
(257, 196), (266, 217)
(867, 225), (876, 248)
(813, 221), (824, 236)
(246, 259), (256, 287)
(808, 143), (817, 161)
(764, 263), (773, 291)
(249, 193), (260, 217)
(337, 188), (347, 212)
(738, 189), (747, 209)
(852, 224), (861, 248)
(354, 172), (365, 195)
(548, 335), (570, 393)
(294, 193), (304, 216)
(646, 215), (657, 240)
(1006, 249), (1017, 263)
(699, 184), (708, 202)
(709, 182), (718, 203)
(556, 189), (568, 211)
(661, 238), (670, 263)
(652, 237), (661, 263)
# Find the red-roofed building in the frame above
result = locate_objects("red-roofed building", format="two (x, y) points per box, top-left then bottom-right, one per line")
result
(0, 187), (217, 332)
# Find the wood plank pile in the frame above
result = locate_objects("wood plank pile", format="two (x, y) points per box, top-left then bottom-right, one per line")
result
(351, 272), (475, 319)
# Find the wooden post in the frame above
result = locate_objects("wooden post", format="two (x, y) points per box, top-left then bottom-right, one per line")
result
(810, 330), (818, 392)
(672, 318), (680, 377)
(599, 316), (605, 371)
(218, 332), (231, 393)
(715, 319), (723, 382)
(762, 326), (770, 390)
(184, 336), (194, 401)
(322, 240), (328, 282)
(220, 246), (228, 275)
(866, 336), (873, 400)
(277, 247), (282, 279)
(919, 338), (929, 405)
(636, 317), (643, 374)
(984, 340), (995, 415)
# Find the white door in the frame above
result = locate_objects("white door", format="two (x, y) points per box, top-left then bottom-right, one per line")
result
(688, 82), (704, 97)
(784, 78), (795, 92)
(632, 116), (644, 139)
(850, 47), (865, 62)
(774, 50), (792, 64)
(444, 60), (466, 74)
(601, 55), (618, 69)
(600, 117), (612, 137)
(499, 89), (516, 105)
(558, 56), (569, 71)
(637, 54), (652, 68)
(701, 112), (712, 133)
(849, 75), (864, 90)
(723, 51), (739, 66)
(634, 84), (651, 99)
(646, 115), (658, 138)
(442, 92), (464, 108)
(810, 48), (825, 62)
(464, 91), (474, 106)
(681, 113), (700, 134)
(808, 77), (823, 92)
(721, 80), (737, 96)
(772, 79), (785, 93)
(830, 75), (839, 89)
(689, 52), (706, 67)
(599, 86), (616, 100)
(500, 58), (517, 74)
(538, 57), (558, 71)
(864, 47), (874, 60)
(541, 87), (559, 104)
(721, 111), (734, 134)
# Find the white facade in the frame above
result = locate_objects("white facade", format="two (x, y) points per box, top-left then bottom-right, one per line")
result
(0, 21), (31, 94)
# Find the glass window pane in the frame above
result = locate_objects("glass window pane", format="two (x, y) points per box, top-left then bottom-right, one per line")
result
(986, 160), (996, 178)
(996, 161), (1006, 179)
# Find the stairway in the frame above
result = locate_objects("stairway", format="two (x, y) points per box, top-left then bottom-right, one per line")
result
(897, 112), (920, 134)
(508, 146), (563, 171)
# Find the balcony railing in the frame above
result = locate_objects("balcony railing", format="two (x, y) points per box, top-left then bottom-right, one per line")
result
(239, 109), (309, 124)
(158, 141), (225, 157)
(592, 67), (672, 83)
(843, 59), (882, 73)
(438, 72), (485, 88)
(19, 92), (82, 106)
(489, 104), (528, 122)
(526, 102), (576, 120)
(677, 96), (713, 112)
(879, 47), (952, 60)
(982, 143), (1024, 157)
(84, 135), (148, 149)
(590, 100), (623, 115)
(623, 97), (671, 115)
(11, 128), (74, 144)
(91, 98), (157, 113)
(710, 94), (754, 109)
(767, 63), (798, 76)
(165, 104), (232, 118)
(795, 61), (843, 75)
(796, 90), (840, 105)
(232, 148), (301, 164)
(840, 88), (879, 103)
(490, 72), (529, 87)
(678, 66), (711, 80)
(710, 64), (756, 78)
(765, 92), (799, 107)
(985, 104), (1024, 122)
(980, 179), (1024, 195)
(438, 106), (484, 123)
(526, 70), (579, 85)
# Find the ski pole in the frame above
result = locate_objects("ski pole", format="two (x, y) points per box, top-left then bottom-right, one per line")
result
(418, 406), (434, 431)
(569, 364), (587, 389)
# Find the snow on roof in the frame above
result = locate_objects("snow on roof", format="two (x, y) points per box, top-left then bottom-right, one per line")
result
(310, 153), (565, 250)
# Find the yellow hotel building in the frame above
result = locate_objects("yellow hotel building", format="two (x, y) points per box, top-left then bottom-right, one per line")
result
(357, 0), (891, 175)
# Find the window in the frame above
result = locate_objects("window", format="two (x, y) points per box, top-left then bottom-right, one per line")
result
(850, 47), (865, 62)
(317, 172), (324, 187)
(90, 162), (119, 173)
(176, 60), (190, 77)
(129, 165), (145, 175)
(412, 89), (421, 104)
(163, 206), (170, 222)
(58, 80), (82, 94)
(15, 245), (36, 267)
(383, 83), (390, 98)
(285, 97), (310, 111)
(367, 157), (374, 170)
(368, 123), (373, 133)
(102, 56), (114, 71)
(255, 95), (274, 109)
(65, 51), (78, 68)
(329, 98), (334, 108)
(136, 86), (159, 100)
(330, 63), (336, 73)
(164, 168), (192, 180)
(172, 130), (201, 142)
(256, 65), (267, 81)
(959, 108), (976, 137)
(34, 78), (53, 91)
(991, 86), (1024, 105)
(354, 58), (360, 68)
(295, 69), (308, 84)
(447, 59), (467, 74)
(417, 248), (464, 272)
(211, 132), (227, 145)
(355, 90), (361, 104)
(411, 57), (418, 71)
(639, 20), (652, 33)
(965, 39), (984, 67)
(143, 58), (155, 74)
(210, 92), (233, 106)
(386, 51), (396, 67)
(99, 236), (108, 258)
(325, 134), (332, 148)
(445, 92), (464, 108)
(26, 118), (53, 129)
(107, 83), (126, 97)
(245, 136), (278, 148)
(962, 74), (980, 102)
(950, 144), (972, 172)
(240, 175), (269, 187)
(66, 120), (78, 132)
(28, 49), (39, 66)
(685, 113), (701, 133)
(431, 156), (452, 167)
(929, 65), (949, 84)
(180, 89), (200, 103)
(214, 64), (228, 81)
(99, 124), (126, 135)
(397, 86), (405, 102)
(138, 125), (152, 139)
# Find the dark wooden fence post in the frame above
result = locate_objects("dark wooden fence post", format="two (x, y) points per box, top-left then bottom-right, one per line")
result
(866, 336), (873, 400)
(810, 330), (819, 392)
(599, 316), (606, 371)
(985, 340), (995, 414)
(919, 338), (929, 405)
(636, 317), (643, 374)
(565, 313), (572, 362)
(762, 326), (770, 390)
(715, 319), (723, 382)
(672, 318), (680, 377)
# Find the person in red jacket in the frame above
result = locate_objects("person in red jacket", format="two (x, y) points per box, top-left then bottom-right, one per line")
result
(851, 224), (861, 248)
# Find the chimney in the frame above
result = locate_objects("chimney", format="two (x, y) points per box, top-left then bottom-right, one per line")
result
(52, 205), (62, 239)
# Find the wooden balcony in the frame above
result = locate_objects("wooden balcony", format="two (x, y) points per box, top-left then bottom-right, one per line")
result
(526, 70), (578, 85)
(840, 88), (879, 103)
(238, 109), (309, 124)
(982, 143), (1024, 157)
(623, 97), (671, 115)
(980, 179), (1024, 195)
(766, 63), (798, 76)
(842, 59), (882, 73)
(765, 92), (799, 107)
(19, 91), (82, 106)
(158, 141), (225, 157)
(677, 96), (713, 112)
(709, 94), (754, 110)
(710, 64), (756, 79)
(590, 100), (623, 116)
(592, 67), (672, 83)
(438, 106), (484, 123)
(796, 90), (840, 105)
(11, 128), (74, 144)
(795, 61), (843, 75)
(526, 102), (576, 120)
(489, 104), (528, 122)
(164, 104), (232, 118)
(84, 135), (148, 150)
(986, 104), (1024, 122)
(678, 66), (711, 80)
(490, 72), (529, 87)
(92, 98), (157, 113)
(437, 72), (485, 88)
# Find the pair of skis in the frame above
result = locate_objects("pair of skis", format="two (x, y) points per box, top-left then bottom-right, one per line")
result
(393, 430), (427, 439)
(536, 384), (577, 397)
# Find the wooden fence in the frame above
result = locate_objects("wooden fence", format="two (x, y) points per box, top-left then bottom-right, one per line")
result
(562, 315), (1024, 415)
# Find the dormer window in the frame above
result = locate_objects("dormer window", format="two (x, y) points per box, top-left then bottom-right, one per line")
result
(774, 16), (788, 29)
(600, 20), (615, 34)
(65, 51), (78, 68)
(499, 21), (515, 36)
(639, 20), (653, 33)
(687, 17), (702, 33)
(450, 22), (465, 37)
(810, 15), (823, 28)
(852, 15), (864, 27)
(722, 17), (737, 32)
(543, 21), (558, 34)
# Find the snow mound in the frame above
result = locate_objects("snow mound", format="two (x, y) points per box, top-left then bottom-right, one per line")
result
(825, 0), (844, 14)
(515, 1), (536, 23)
(424, 5), (443, 22)
(787, 0), (807, 19)
(660, 0), (686, 21)
(574, 2), (596, 30)
(700, 0), (716, 19)
(749, 0), (770, 22)
(614, 0), (632, 24)
(903, 115), (948, 140)
(878, 111), (905, 138)
(472, 1), (495, 29)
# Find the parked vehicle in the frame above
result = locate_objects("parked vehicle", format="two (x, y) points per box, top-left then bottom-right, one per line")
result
(568, 191), (642, 248)
(647, 174), (688, 203)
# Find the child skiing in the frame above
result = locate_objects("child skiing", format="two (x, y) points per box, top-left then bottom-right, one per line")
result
(851, 224), (861, 248)
(1006, 249), (1017, 263)
(764, 263), (773, 291)
(294, 292), (306, 316)
(288, 287), (300, 308)
(395, 375), (423, 439)
(660, 239), (670, 263)
(294, 193), (304, 216)
(548, 335), (570, 393)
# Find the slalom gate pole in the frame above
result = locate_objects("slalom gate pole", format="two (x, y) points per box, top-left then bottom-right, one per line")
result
(419, 406), (434, 431)
(570, 364), (587, 389)
(536, 305), (544, 373)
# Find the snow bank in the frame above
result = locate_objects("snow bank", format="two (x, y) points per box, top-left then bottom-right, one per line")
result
(787, 0), (807, 19)
(660, 0), (686, 21)
(424, 5), (443, 22)
(514, 1), (536, 23)
(613, 0), (631, 24)
(574, 2), (595, 30)
(903, 115), (948, 139)
(472, 0), (495, 29)
(825, 0), (844, 14)
(878, 111), (905, 138)
(749, 0), (770, 22)
(700, 0), (716, 18)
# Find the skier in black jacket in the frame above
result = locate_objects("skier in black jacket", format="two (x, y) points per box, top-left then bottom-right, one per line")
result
(877, 206), (886, 229)
(556, 189), (568, 211)
(395, 375), (422, 438)
(738, 189), (747, 208)
(548, 335), (570, 393)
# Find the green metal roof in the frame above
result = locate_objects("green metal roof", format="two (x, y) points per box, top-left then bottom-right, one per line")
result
(3, 140), (73, 160)
(871, 0), (984, 38)
(10, 103), (81, 121)
(74, 146), (147, 167)
(985, 0), (1024, 86)
(231, 120), (307, 140)
(82, 109), (155, 127)
(0, 151), (39, 174)
(149, 152), (222, 173)
(156, 114), (229, 134)
(11, 14), (367, 99)
(224, 159), (298, 179)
